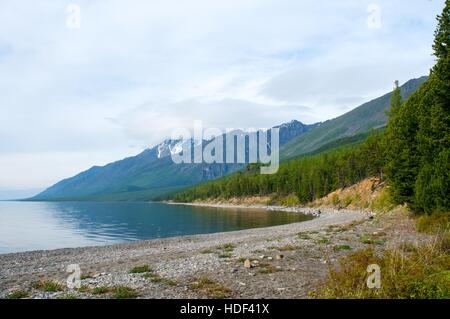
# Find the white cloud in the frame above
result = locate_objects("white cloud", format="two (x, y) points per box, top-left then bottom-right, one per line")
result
(0, 150), (143, 190)
(0, 0), (444, 189)
(116, 98), (313, 145)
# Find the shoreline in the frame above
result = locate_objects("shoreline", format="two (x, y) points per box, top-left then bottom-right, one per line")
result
(165, 201), (366, 217)
(0, 203), (363, 257)
(0, 208), (371, 298)
(0, 206), (364, 257)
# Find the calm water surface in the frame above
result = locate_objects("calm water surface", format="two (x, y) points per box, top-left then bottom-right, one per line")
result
(0, 201), (313, 253)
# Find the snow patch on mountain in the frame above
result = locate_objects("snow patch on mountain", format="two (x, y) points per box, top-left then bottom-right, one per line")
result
(154, 139), (202, 159)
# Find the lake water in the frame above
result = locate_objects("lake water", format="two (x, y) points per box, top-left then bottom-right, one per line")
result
(0, 201), (313, 254)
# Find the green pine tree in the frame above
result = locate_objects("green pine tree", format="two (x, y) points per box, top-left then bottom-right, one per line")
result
(385, 1), (450, 213)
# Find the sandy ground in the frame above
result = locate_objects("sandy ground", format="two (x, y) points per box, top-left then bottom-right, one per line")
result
(0, 205), (422, 299)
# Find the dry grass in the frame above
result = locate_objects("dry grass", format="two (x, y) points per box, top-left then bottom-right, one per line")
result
(31, 279), (64, 292)
(313, 177), (387, 210)
(415, 212), (450, 234)
(314, 218), (450, 299)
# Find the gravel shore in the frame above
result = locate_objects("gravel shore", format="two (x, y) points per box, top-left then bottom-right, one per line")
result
(0, 207), (376, 299)
(167, 201), (330, 216)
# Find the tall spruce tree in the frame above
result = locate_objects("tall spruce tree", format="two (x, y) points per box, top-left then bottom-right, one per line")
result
(385, 1), (450, 213)
(414, 0), (450, 213)
(384, 80), (419, 205)
(386, 80), (403, 117)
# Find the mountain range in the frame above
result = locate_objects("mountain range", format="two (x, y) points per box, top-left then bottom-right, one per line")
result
(32, 120), (319, 201)
(32, 76), (428, 201)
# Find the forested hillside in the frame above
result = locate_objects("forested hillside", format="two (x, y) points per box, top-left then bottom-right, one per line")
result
(171, 132), (384, 204)
(172, 3), (449, 216)
(280, 76), (427, 159)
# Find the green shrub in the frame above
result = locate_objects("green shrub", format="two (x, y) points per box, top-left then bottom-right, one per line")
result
(343, 196), (353, 207)
(370, 188), (395, 212)
(331, 194), (341, 206)
(281, 194), (300, 206)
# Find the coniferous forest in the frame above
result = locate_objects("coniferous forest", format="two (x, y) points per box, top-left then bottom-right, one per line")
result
(383, 2), (450, 214)
(172, 134), (384, 205)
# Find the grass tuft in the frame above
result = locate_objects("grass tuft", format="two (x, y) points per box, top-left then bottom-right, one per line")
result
(237, 257), (247, 263)
(129, 265), (151, 274)
(190, 277), (231, 299)
(316, 238), (331, 245)
(77, 285), (91, 293)
(31, 280), (64, 292)
(333, 245), (352, 251)
(92, 286), (111, 295)
(298, 232), (312, 240)
(218, 243), (235, 252)
(359, 234), (385, 245)
(144, 272), (177, 286)
(112, 286), (140, 299)
(6, 290), (29, 299)
(257, 263), (280, 274)
(213, 243), (235, 258)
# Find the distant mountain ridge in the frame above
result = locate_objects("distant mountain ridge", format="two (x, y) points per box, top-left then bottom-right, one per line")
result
(280, 76), (428, 159)
(32, 120), (318, 201)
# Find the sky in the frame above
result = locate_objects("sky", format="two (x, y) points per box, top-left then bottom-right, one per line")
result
(0, 0), (445, 196)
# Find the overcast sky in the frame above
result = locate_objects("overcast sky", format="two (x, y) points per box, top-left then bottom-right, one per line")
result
(0, 0), (444, 195)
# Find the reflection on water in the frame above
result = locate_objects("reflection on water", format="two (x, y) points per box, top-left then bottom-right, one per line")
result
(0, 201), (314, 253)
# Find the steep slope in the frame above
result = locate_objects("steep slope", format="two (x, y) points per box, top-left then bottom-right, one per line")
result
(33, 120), (316, 201)
(280, 76), (428, 159)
